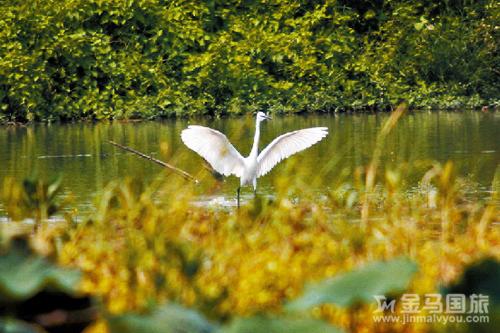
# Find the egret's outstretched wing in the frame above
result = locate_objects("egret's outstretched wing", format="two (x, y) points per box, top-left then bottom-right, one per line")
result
(257, 127), (328, 177)
(181, 125), (245, 177)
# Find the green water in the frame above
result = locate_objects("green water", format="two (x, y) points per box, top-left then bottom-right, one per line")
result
(0, 111), (499, 217)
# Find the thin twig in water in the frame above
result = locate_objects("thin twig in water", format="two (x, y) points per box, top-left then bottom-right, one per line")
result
(108, 140), (199, 183)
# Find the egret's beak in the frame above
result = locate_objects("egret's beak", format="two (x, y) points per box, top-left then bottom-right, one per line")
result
(264, 114), (272, 120)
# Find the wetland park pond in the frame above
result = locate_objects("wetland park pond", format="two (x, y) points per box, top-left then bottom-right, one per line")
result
(0, 111), (499, 219)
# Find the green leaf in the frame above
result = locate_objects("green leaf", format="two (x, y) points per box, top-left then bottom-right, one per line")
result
(0, 318), (46, 333)
(0, 239), (81, 302)
(219, 316), (343, 333)
(107, 303), (215, 333)
(286, 257), (417, 310)
(414, 22), (424, 31)
(47, 176), (63, 200)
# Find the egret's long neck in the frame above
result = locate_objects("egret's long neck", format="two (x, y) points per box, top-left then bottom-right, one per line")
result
(250, 118), (261, 158)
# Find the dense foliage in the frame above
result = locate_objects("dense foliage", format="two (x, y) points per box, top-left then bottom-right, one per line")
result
(0, 0), (498, 121)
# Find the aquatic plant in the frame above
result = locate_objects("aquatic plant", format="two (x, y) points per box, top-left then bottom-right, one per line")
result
(49, 155), (499, 332)
(2, 175), (65, 229)
(1, 109), (498, 332)
(0, 236), (92, 333)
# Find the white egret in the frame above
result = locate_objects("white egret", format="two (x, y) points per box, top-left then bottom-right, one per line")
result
(181, 112), (328, 206)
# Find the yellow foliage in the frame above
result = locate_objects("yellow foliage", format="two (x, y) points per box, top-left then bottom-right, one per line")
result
(53, 162), (500, 332)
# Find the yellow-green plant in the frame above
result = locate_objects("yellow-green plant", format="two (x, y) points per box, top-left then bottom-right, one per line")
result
(2, 175), (64, 228)
(1, 0), (497, 122)
(51, 157), (499, 333)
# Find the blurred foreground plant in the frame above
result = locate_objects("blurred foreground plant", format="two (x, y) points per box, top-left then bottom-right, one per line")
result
(0, 236), (92, 333)
(2, 176), (64, 229)
(52, 158), (500, 333)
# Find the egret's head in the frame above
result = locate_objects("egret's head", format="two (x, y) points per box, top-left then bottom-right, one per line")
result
(256, 111), (272, 122)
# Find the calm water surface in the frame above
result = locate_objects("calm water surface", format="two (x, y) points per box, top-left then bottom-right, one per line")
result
(0, 111), (499, 217)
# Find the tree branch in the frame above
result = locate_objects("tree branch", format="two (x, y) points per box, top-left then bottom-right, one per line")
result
(108, 140), (199, 184)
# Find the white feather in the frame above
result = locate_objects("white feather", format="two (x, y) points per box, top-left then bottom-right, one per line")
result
(181, 113), (328, 207)
(181, 125), (245, 177)
(257, 127), (328, 177)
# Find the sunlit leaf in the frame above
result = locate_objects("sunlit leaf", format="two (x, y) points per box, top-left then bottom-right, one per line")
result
(107, 303), (216, 333)
(0, 239), (81, 302)
(286, 257), (418, 310)
(219, 316), (343, 333)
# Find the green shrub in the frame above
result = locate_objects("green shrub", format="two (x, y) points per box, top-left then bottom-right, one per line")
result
(0, 0), (498, 122)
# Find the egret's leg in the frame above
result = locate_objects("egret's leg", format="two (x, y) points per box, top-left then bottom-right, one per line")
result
(253, 179), (257, 197)
(237, 187), (241, 208)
